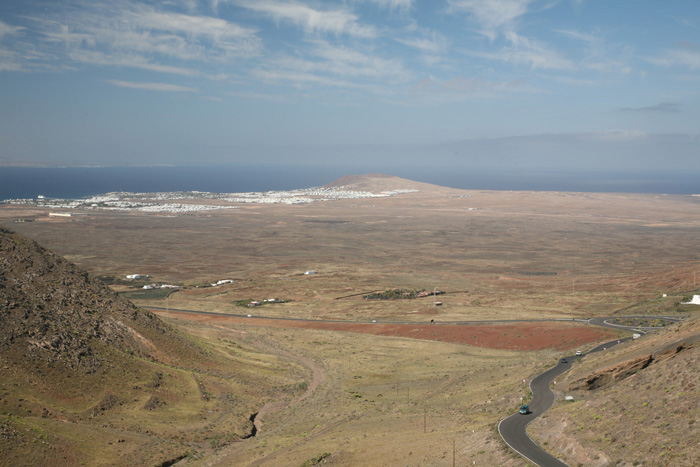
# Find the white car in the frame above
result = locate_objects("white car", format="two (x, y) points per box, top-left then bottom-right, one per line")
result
(575, 350), (582, 356)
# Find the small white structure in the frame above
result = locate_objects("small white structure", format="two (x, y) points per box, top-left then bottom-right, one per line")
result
(211, 279), (234, 287)
(633, 333), (641, 339)
(143, 285), (154, 290)
(565, 396), (574, 401)
(126, 274), (142, 280)
(682, 295), (700, 305)
(304, 271), (316, 275)
(49, 212), (71, 217)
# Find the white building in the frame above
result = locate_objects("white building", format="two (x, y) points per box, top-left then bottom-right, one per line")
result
(683, 295), (700, 305)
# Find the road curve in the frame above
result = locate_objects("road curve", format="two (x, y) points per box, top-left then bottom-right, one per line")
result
(148, 305), (669, 465)
(498, 338), (630, 467)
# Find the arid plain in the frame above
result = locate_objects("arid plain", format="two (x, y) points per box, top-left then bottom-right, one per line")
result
(2, 174), (700, 466)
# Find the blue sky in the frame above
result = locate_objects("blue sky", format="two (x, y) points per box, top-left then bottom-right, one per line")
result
(0, 0), (699, 175)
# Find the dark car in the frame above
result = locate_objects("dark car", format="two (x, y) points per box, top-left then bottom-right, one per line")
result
(519, 405), (530, 414)
(560, 358), (568, 364)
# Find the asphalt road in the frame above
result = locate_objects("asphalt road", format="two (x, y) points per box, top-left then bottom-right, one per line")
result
(497, 337), (630, 467)
(147, 305), (674, 465)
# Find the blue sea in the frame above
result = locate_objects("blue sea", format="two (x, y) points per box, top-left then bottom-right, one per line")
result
(0, 165), (697, 200)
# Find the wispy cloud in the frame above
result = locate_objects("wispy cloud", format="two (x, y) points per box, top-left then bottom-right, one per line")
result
(448, 0), (535, 40)
(70, 50), (203, 77)
(410, 76), (530, 102)
(555, 28), (600, 45)
(106, 79), (198, 92)
(20, 2), (261, 77)
(470, 32), (574, 70)
(0, 20), (25, 38)
(309, 40), (409, 80)
(648, 42), (700, 69)
(253, 68), (364, 90)
(227, 90), (288, 102)
(618, 102), (681, 113)
(396, 31), (448, 55)
(0, 20), (40, 72)
(234, 0), (377, 38)
(448, 2), (573, 70)
(555, 28), (633, 74)
(251, 38), (409, 94)
(126, 7), (260, 54)
(356, 0), (414, 12)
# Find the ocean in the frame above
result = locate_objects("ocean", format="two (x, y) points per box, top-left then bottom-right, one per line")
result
(0, 165), (697, 200)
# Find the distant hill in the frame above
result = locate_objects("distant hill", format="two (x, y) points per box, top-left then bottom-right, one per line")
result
(324, 173), (456, 194)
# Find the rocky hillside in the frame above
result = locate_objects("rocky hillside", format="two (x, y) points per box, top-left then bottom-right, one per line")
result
(0, 225), (169, 372)
(530, 314), (700, 466)
(0, 226), (301, 466)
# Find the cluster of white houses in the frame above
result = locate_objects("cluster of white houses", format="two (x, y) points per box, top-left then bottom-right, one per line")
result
(2, 187), (419, 213)
(125, 274), (178, 290)
(142, 284), (179, 290)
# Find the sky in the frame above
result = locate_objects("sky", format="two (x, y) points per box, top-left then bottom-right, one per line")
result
(0, 0), (699, 176)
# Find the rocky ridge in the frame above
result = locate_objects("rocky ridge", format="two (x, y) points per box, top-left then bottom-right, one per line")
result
(0, 225), (169, 372)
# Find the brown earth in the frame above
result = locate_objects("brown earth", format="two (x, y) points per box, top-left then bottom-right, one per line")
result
(2, 174), (700, 466)
(155, 309), (617, 351)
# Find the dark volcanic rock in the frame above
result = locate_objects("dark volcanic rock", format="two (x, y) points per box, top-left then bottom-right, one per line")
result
(0, 225), (169, 373)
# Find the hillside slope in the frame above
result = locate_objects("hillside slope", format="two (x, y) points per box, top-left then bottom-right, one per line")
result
(1, 225), (173, 372)
(530, 314), (700, 466)
(0, 226), (301, 466)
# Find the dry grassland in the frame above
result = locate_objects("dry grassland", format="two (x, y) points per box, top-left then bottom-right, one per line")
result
(2, 177), (700, 465)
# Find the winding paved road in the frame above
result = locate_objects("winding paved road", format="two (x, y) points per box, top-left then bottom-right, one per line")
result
(497, 338), (630, 467)
(145, 304), (680, 466)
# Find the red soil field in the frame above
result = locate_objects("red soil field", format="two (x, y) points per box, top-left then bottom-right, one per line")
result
(156, 310), (617, 351)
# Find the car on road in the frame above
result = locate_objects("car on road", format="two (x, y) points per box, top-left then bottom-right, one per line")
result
(560, 358), (568, 363)
(575, 350), (582, 356)
(519, 405), (530, 414)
